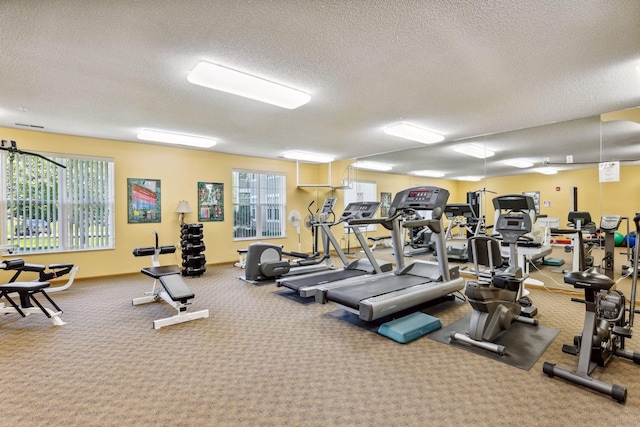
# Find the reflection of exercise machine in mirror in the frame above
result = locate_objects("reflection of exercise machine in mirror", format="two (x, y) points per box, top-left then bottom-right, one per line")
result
(403, 208), (435, 258)
(543, 213), (640, 403)
(440, 203), (484, 262)
(492, 195), (551, 306)
(544, 211), (597, 274)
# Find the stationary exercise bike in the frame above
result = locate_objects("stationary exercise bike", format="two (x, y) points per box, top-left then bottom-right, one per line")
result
(542, 213), (640, 403)
(450, 210), (538, 355)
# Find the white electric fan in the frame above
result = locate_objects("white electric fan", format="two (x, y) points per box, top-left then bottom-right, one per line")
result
(288, 210), (302, 251)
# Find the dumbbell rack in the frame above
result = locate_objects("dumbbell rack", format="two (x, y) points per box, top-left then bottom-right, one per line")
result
(180, 223), (206, 277)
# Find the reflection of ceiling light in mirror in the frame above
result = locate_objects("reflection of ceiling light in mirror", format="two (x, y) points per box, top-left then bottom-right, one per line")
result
(351, 161), (392, 171)
(187, 61), (311, 109)
(137, 129), (217, 148)
(410, 170), (445, 178)
(283, 151), (334, 163)
(453, 144), (495, 159)
(383, 123), (445, 144)
(535, 167), (558, 175)
(503, 158), (534, 168)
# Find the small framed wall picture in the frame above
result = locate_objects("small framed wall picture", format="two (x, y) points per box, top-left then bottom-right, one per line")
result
(198, 182), (224, 222)
(127, 178), (161, 223)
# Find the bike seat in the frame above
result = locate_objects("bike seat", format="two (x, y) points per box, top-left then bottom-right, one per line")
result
(564, 267), (614, 291)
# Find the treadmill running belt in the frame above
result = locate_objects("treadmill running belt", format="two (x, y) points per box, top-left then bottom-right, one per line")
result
(326, 275), (428, 309)
(280, 269), (367, 291)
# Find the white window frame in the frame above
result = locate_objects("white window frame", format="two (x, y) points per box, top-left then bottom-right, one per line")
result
(232, 169), (286, 241)
(343, 180), (378, 232)
(2, 150), (115, 254)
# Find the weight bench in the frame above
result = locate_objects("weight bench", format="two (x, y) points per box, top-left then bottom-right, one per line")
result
(132, 232), (209, 329)
(0, 259), (65, 326)
(234, 249), (248, 268)
(5, 260), (79, 293)
(368, 236), (392, 251)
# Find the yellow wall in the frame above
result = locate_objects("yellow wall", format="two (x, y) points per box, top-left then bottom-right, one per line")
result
(0, 127), (358, 278)
(3, 125), (639, 280)
(457, 165), (640, 229)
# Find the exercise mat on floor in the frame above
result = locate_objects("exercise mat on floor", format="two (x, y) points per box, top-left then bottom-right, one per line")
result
(237, 276), (275, 286)
(429, 314), (559, 370)
(273, 289), (315, 305)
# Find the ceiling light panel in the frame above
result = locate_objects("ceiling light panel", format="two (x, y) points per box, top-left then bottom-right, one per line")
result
(383, 123), (445, 144)
(503, 158), (534, 168)
(535, 167), (558, 175)
(188, 61), (311, 109)
(137, 129), (216, 148)
(455, 176), (483, 182)
(283, 151), (334, 163)
(410, 170), (445, 177)
(352, 161), (392, 171)
(453, 144), (495, 159)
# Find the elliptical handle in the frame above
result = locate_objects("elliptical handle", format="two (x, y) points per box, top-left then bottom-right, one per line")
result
(633, 213), (640, 233)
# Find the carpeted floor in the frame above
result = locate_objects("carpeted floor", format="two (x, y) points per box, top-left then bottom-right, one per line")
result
(2, 245), (640, 426)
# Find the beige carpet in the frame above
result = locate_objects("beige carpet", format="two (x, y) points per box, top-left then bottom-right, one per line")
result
(2, 245), (640, 426)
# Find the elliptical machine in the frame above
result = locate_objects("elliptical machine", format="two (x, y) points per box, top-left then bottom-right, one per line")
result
(542, 213), (640, 403)
(450, 209), (539, 355)
(243, 199), (335, 282)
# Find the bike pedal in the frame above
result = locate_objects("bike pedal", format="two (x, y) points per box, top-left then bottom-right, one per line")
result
(612, 326), (633, 338)
(562, 344), (578, 355)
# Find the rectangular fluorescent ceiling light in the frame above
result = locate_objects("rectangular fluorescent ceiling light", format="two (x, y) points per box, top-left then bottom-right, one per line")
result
(503, 158), (534, 168)
(410, 170), (445, 178)
(283, 151), (334, 163)
(351, 161), (392, 171)
(187, 61), (311, 109)
(455, 176), (483, 182)
(383, 123), (445, 144)
(137, 129), (216, 148)
(535, 167), (558, 175)
(453, 144), (495, 159)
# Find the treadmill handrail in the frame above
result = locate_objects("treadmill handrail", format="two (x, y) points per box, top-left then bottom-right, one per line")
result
(404, 218), (442, 234)
(349, 212), (401, 230)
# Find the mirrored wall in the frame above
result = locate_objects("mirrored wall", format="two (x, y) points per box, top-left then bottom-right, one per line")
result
(352, 107), (640, 227)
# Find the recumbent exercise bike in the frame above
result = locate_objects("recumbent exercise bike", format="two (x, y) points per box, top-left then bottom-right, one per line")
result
(450, 209), (538, 355)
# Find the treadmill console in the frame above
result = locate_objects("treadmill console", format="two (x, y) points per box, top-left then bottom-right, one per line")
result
(321, 197), (337, 214)
(493, 194), (536, 212)
(444, 203), (476, 220)
(390, 186), (450, 219)
(600, 215), (621, 232)
(341, 201), (381, 221)
(496, 213), (532, 244)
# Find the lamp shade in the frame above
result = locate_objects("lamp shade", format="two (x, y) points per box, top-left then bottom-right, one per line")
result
(175, 200), (193, 214)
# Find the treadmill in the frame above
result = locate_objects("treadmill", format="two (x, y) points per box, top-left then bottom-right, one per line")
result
(443, 203), (481, 261)
(315, 186), (465, 322)
(276, 201), (393, 297)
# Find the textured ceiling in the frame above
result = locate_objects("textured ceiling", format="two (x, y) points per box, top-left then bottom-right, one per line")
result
(1, 0), (639, 177)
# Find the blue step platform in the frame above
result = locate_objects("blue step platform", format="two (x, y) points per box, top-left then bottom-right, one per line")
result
(378, 312), (442, 344)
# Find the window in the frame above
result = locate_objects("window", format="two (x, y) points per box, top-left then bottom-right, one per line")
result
(232, 170), (286, 240)
(344, 180), (377, 231)
(2, 151), (115, 253)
